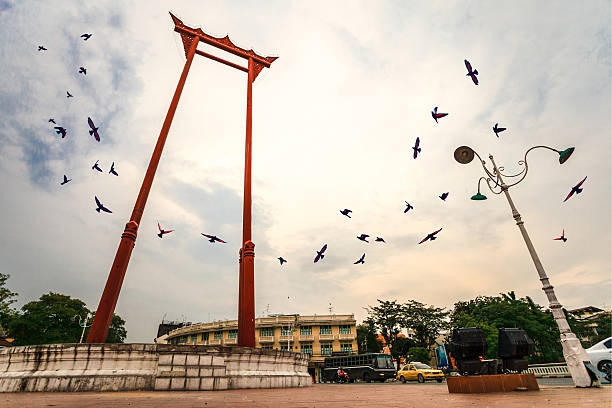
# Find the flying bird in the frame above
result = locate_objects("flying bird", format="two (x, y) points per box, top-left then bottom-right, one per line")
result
(94, 196), (112, 213)
(157, 222), (174, 238)
(79, 66), (87, 75)
(340, 209), (352, 218)
(357, 234), (369, 243)
(440, 192), (449, 201)
(92, 160), (102, 172)
(404, 201), (414, 213)
(109, 162), (118, 176)
(375, 237), (385, 243)
(464, 59), (479, 85)
(431, 106), (448, 123)
(201, 233), (226, 243)
(54, 126), (66, 138)
(554, 229), (567, 242)
(38, 45), (47, 51)
(354, 253), (366, 264)
(413, 137), (421, 159)
(81, 33), (92, 41)
(48, 118), (56, 124)
(88, 117), (100, 142)
(563, 177), (587, 202)
(278, 257), (287, 265)
(493, 123), (506, 137)
(60, 175), (71, 185)
(419, 228), (443, 244)
(314, 244), (327, 263)
(66, 91), (73, 98)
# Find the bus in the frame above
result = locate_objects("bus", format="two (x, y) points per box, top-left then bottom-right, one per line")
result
(322, 353), (396, 383)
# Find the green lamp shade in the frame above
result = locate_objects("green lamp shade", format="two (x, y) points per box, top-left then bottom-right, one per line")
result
(471, 193), (487, 200)
(558, 147), (575, 164)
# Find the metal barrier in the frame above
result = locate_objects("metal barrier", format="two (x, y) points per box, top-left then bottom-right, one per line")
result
(526, 363), (571, 378)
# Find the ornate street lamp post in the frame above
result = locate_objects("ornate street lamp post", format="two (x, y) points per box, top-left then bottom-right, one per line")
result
(73, 312), (93, 344)
(453, 145), (598, 388)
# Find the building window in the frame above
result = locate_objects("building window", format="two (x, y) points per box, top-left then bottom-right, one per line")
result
(300, 326), (312, 336)
(281, 327), (292, 336)
(321, 344), (333, 355)
(228, 330), (238, 339)
(319, 325), (332, 335)
(214, 331), (222, 340)
(341, 343), (353, 353)
(300, 344), (313, 354)
(280, 345), (289, 351)
(180, 336), (187, 343)
(260, 327), (274, 337)
(190, 334), (197, 343)
(201, 332), (209, 342)
(339, 325), (351, 335)
(261, 345), (273, 350)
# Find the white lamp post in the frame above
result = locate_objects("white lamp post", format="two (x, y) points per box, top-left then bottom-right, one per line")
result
(74, 312), (93, 344)
(454, 145), (598, 388)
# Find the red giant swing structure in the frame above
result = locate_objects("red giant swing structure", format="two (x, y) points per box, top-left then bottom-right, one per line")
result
(87, 13), (277, 348)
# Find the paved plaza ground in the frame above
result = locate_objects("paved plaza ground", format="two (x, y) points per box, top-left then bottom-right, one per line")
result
(2, 381), (611, 408)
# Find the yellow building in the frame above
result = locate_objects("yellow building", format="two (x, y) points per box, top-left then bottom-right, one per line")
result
(162, 314), (358, 382)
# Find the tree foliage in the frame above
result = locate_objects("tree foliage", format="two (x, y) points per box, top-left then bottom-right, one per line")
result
(356, 317), (382, 354)
(406, 346), (431, 364)
(450, 291), (562, 363)
(0, 273), (18, 333)
(8, 292), (127, 346)
(403, 300), (449, 348)
(365, 299), (448, 360)
(365, 299), (404, 346)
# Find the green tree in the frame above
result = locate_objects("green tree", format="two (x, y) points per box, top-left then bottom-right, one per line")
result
(0, 273), (18, 333)
(450, 291), (562, 363)
(406, 346), (431, 364)
(403, 300), (449, 348)
(357, 317), (382, 354)
(8, 292), (127, 345)
(104, 314), (128, 343)
(365, 299), (403, 346)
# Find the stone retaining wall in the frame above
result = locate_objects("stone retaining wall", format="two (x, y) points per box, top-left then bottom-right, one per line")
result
(0, 343), (311, 392)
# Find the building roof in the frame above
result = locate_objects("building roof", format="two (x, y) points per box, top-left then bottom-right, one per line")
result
(167, 314), (356, 339)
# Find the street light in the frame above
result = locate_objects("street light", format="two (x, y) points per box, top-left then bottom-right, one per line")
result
(73, 312), (93, 344)
(453, 144), (598, 388)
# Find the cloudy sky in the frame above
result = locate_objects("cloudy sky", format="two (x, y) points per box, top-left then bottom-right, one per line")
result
(0, 0), (609, 342)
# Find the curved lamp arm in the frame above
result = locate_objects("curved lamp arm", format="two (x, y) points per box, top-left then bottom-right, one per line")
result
(504, 145), (562, 188)
(479, 176), (503, 195)
(471, 150), (500, 186)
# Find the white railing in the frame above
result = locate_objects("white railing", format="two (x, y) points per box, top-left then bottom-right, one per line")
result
(318, 334), (334, 341)
(258, 336), (274, 344)
(526, 363), (570, 378)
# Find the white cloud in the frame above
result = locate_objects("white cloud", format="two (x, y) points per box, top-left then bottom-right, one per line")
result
(0, 0), (609, 341)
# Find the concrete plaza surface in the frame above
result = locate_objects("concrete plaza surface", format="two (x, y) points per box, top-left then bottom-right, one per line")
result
(2, 383), (611, 408)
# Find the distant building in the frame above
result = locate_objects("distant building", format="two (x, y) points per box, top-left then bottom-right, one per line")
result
(158, 314), (357, 382)
(156, 320), (192, 339)
(568, 306), (611, 343)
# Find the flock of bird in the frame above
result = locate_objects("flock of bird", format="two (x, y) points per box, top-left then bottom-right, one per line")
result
(43, 40), (586, 269)
(41, 34), (109, 208)
(41, 35), (230, 243)
(301, 59), (586, 267)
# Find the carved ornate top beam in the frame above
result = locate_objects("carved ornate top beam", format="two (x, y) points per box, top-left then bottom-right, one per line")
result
(170, 12), (277, 80)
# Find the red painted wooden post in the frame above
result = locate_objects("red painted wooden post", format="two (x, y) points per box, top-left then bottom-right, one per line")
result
(87, 36), (200, 343)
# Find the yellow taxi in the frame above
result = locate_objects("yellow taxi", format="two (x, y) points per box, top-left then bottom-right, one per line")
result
(396, 362), (445, 383)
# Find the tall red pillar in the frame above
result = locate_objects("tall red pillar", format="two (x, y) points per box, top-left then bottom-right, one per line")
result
(86, 36), (200, 343)
(238, 57), (256, 347)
